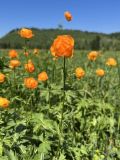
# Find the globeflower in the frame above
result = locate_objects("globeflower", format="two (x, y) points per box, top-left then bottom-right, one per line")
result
(75, 67), (85, 79)
(24, 52), (29, 57)
(50, 35), (74, 58)
(34, 48), (39, 55)
(106, 58), (117, 66)
(24, 77), (38, 89)
(88, 51), (99, 61)
(38, 71), (48, 82)
(9, 60), (21, 69)
(9, 50), (18, 58)
(0, 73), (5, 83)
(96, 69), (105, 77)
(25, 60), (35, 73)
(64, 11), (72, 21)
(19, 28), (34, 39)
(0, 97), (10, 108)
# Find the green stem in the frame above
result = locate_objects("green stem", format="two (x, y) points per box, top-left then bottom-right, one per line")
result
(58, 57), (66, 155)
(98, 77), (103, 98)
(47, 81), (51, 115)
(24, 39), (29, 62)
(13, 68), (16, 91)
(52, 61), (55, 83)
(72, 115), (76, 146)
(117, 64), (120, 85)
(48, 88), (51, 109)
(63, 56), (66, 92)
(60, 57), (66, 130)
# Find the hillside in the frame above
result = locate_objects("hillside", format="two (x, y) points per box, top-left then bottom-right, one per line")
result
(0, 28), (120, 50)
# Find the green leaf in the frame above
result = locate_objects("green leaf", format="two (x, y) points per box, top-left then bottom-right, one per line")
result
(0, 142), (3, 156)
(59, 153), (66, 160)
(80, 145), (87, 155)
(38, 140), (51, 154)
(6, 150), (18, 160)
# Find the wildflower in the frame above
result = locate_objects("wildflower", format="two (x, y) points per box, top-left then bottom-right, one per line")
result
(25, 60), (35, 73)
(106, 58), (117, 66)
(24, 77), (38, 89)
(0, 97), (10, 108)
(24, 52), (29, 57)
(88, 51), (99, 61)
(75, 67), (85, 79)
(9, 60), (21, 69)
(64, 11), (72, 21)
(96, 69), (105, 77)
(50, 35), (74, 58)
(38, 71), (48, 81)
(0, 73), (5, 83)
(34, 48), (39, 55)
(9, 50), (18, 58)
(19, 28), (34, 39)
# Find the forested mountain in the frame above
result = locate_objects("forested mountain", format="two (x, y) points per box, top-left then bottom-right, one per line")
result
(0, 28), (120, 50)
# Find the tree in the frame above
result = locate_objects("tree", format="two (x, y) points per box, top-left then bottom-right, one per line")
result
(58, 24), (63, 30)
(91, 36), (101, 50)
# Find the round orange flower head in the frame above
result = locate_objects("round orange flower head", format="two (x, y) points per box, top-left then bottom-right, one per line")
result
(25, 60), (35, 73)
(96, 69), (105, 77)
(75, 67), (85, 79)
(106, 58), (117, 67)
(24, 52), (29, 57)
(0, 73), (5, 83)
(34, 48), (39, 55)
(9, 60), (21, 69)
(50, 35), (74, 58)
(0, 97), (10, 108)
(19, 28), (34, 39)
(38, 71), (48, 82)
(88, 51), (99, 61)
(9, 50), (18, 58)
(24, 77), (38, 89)
(64, 11), (72, 21)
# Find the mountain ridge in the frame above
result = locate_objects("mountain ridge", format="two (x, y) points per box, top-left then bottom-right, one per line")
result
(0, 28), (120, 50)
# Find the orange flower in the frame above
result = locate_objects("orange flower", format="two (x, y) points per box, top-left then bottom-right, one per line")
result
(0, 97), (10, 108)
(24, 52), (29, 57)
(38, 71), (48, 81)
(24, 77), (38, 89)
(75, 68), (85, 79)
(50, 35), (74, 58)
(0, 73), (5, 83)
(34, 48), (39, 55)
(9, 60), (21, 69)
(19, 28), (34, 39)
(96, 69), (105, 77)
(106, 58), (117, 66)
(88, 51), (99, 61)
(64, 11), (72, 21)
(25, 60), (35, 73)
(9, 50), (18, 58)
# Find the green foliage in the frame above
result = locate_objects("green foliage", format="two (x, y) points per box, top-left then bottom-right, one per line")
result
(0, 28), (120, 50)
(91, 36), (101, 50)
(0, 50), (120, 159)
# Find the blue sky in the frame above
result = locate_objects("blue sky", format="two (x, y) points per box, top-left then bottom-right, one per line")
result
(0, 0), (120, 37)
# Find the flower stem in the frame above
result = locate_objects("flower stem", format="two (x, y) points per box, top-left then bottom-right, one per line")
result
(58, 57), (66, 155)
(52, 61), (55, 83)
(60, 57), (66, 130)
(13, 68), (16, 90)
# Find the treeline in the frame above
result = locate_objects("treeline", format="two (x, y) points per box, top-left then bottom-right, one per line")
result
(0, 28), (120, 50)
